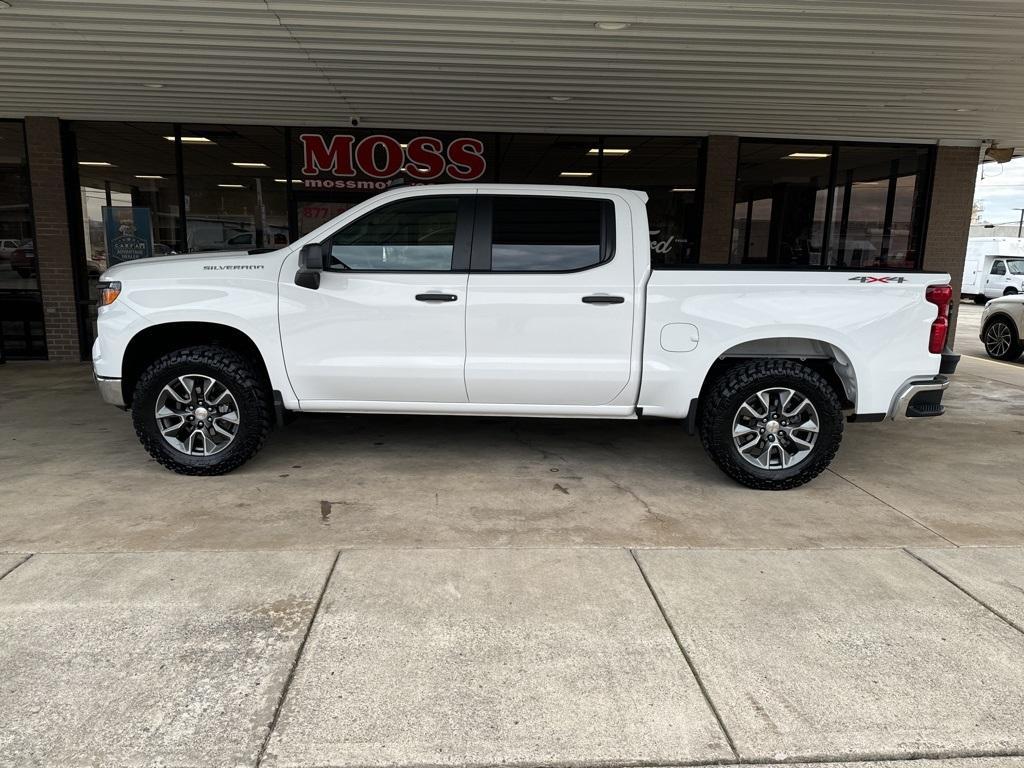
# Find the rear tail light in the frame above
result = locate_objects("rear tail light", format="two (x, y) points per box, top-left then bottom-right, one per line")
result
(925, 284), (953, 354)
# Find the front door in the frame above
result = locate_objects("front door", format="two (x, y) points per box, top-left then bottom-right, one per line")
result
(986, 259), (1008, 297)
(464, 194), (635, 406)
(279, 194), (474, 404)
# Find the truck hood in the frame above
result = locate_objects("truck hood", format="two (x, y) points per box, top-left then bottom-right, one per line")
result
(100, 249), (270, 280)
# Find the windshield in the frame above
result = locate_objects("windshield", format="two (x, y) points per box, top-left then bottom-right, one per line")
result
(1008, 259), (1024, 275)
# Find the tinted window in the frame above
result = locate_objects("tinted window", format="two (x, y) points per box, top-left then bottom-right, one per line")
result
(992, 260), (1006, 276)
(490, 196), (607, 271)
(328, 197), (458, 271)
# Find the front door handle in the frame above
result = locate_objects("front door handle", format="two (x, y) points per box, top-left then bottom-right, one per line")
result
(582, 294), (625, 304)
(415, 293), (458, 302)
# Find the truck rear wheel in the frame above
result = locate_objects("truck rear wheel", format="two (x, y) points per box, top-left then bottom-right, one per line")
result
(699, 359), (844, 490)
(131, 345), (272, 475)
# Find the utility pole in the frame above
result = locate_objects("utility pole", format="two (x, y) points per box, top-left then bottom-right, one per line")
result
(1016, 208), (1024, 238)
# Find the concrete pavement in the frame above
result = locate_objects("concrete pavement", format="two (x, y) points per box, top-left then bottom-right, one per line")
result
(3, 547), (1024, 767)
(3, 312), (1024, 767)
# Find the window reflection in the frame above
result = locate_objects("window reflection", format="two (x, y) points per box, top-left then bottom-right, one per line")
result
(182, 125), (289, 252)
(731, 141), (930, 269)
(827, 146), (929, 269)
(731, 143), (832, 266)
(72, 121), (180, 341)
(0, 120), (44, 359)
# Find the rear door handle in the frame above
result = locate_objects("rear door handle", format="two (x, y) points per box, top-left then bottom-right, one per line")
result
(415, 293), (458, 302)
(582, 294), (625, 304)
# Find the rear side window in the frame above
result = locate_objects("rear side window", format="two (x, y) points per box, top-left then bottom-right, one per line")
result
(326, 196), (459, 271)
(991, 260), (1007, 276)
(489, 196), (613, 272)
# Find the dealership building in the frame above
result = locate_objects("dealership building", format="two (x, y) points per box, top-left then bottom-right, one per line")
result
(1, 0), (1021, 361)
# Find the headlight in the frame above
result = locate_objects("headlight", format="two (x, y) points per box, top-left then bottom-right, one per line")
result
(98, 281), (121, 307)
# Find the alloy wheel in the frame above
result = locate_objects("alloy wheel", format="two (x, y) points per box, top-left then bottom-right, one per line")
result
(732, 387), (820, 470)
(985, 322), (1013, 358)
(154, 374), (240, 456)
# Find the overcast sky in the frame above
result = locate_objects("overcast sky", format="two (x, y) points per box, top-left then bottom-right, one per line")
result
(974, 156), (1024, 226)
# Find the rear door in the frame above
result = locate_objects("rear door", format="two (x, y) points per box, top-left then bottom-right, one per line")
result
(279, 194), (474, 404)
(464, 193), (635, 406)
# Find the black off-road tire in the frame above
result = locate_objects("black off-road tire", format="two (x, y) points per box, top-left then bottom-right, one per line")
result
(132, 345), (272, 475)
(699, 359), (844, 490)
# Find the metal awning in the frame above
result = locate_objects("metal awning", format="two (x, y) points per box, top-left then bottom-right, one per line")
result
(0, 0), (1022, 145)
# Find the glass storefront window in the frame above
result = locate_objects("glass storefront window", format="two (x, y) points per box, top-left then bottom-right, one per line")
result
(72, 121), (181, 340)
(598, 137), (703, 267)
(182, 125), (289, 251)
(827, 145), (930, 269)
(0, 120), (45, 359)
(731, 143), (832, 266)
(731, 140), (932, 269)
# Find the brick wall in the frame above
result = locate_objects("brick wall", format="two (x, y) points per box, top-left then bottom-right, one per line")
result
(922, 145), (981, 339)
(698, 135), (739, 264)
(25, 116), (81, 362)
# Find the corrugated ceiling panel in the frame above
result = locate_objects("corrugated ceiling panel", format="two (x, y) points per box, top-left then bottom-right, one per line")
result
(0, 0), (1021, 144)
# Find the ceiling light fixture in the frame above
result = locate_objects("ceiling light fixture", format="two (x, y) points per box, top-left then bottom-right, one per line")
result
(588, 148), (630, 156)
(274, 178), (303, 183)
(954, 107), (974, 113)
(549, 96), (573, 102)
(231, 162), (269, 168)
(594, 21), (629, 30)
(217, 183), (244, 188)
(559, 171), (593, 178)
(143, 83), (164, 89)
(78, 161), (113, 167)
(672, 187), (696, 192)
(784, 152), (830, 159)
(134, 174), (164, 179)
(167, 135), (213, 143)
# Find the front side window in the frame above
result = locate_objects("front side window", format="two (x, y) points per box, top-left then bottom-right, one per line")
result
(327, 196), (458, 271)
(490, 196), (608, 271)
(992, 260), (1006, 276)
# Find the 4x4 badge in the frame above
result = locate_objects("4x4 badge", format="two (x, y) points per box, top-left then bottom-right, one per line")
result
(848, 275), (906, 284)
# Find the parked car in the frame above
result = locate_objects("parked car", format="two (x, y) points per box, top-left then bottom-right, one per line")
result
(0, 238), (24, 260)
(92, 184), (958, 489)
(10, 241), (35, 278)
(980, 295), (1024, 361)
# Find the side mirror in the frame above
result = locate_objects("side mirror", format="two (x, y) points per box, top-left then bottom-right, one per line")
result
(299, 243), (325, 271)
(295, 243), (325, 289)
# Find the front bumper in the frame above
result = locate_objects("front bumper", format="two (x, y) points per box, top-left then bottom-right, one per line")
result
(95, 375), (126, 408)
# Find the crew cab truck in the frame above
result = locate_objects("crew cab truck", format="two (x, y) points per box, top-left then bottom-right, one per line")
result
(93, 184), (958, 490)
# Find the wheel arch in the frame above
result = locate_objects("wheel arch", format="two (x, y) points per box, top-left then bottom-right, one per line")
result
(120, 322), (271, 408)
(984, 311), (1020, 333)
(699, 337), (858, 413)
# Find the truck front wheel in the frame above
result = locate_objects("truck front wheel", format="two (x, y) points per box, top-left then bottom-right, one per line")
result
(131, 345), (272, 475)
(699, 359), (844, 490)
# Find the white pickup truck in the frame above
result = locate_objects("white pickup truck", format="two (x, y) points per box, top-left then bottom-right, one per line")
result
(93, 184), (958, 490)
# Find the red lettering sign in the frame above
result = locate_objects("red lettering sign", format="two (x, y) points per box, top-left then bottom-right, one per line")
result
(446, 138), (486, 181)
(299, 132), (486, 182)
(299, 134), (355, 177)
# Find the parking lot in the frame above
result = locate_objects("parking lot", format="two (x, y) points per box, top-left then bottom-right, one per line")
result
(2, 306), (1024, 768)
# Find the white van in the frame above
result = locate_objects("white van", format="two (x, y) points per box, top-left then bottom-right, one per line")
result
(961, 237), (1024, 303)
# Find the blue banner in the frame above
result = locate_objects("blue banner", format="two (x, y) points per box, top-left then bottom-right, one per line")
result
(103, 206), (154, 266)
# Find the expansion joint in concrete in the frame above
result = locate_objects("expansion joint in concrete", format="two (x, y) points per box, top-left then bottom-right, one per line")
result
(903, 548), (1024, 638)
(0, 553), (33, 582)
(628, 548), (740, 761)
(255, 549), (342, 767)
